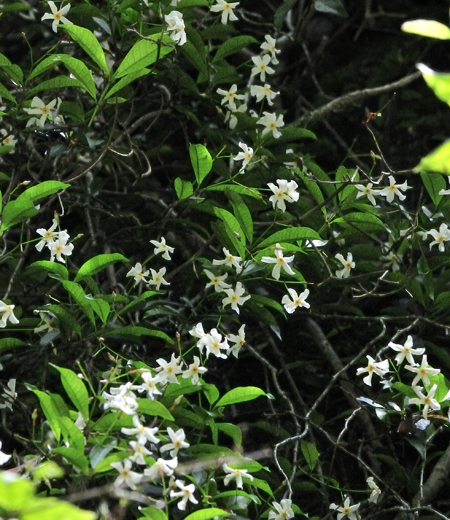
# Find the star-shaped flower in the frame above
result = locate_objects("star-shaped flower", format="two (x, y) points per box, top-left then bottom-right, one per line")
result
(250, 84), (279, 106)
(148, 267), (170, 290)
(24, 96), (61, 127)
(428, 223), (450, 252)
(0, 301), (19, 328)
(405, 355), (440, 386)
(210, 0), (239, 24)
(213, 247), (243, 273)
(41, 1), (72, 33)
(251, 55), (275, 82)
(257, 111), (284, 138)
(282, 288), (310, 314)
(260, 35), (280, 65)
(329, 496), (360, 520)
(409, 384), (440, 419)
(234, 142), (254, 169)
(267, 179), (299, 212)
(366, 477), (381, 504)
(216, 84), (245, 111)
(150, 237), (174, 260)
(227, 324), (246, 358)
(223, 463), (254, 489)
(160, 427), (190, 457)
(164, 10), (186, 46)
(203, 269), (231, 293)
(110, 459), (142, 490)
(356, 355), (389, 386)
(354, 182), (379, 205)
(379, 175), (408, 203)
(388, 335), (425, 365)
(222, 282), (251, 314)
(269, 499), (294, 520)
(335, 252), (355, 278)
(261, 243), (295, 280)
(127, 262), (149, 286)
(169, 479), (198, 510)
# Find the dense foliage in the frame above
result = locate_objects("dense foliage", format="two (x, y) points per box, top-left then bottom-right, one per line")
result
(2, 1), (450, 519)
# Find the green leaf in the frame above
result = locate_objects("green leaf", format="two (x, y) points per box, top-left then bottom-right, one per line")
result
(113, 35), (173, 79)
(402, 19), (450, 40)
(183, 509), (230, 520)
(139, 506), (168, 520)
(28, 55), (96, 99)
(257, 227), (322, 248)
(174, 177), (194, 200)
(0, 197), (38, 234)
(26, 76), (86, 98)
(33, 461), (65, 482)
(137, 399), (175, 421)
(91, 411), (134, 433)
(216, 423), (242, 447)
(44, 304), (82, 339)
(30, 389), (61, 441)
(180, 41), (209, 78)
(28, 260), (69, 281)
(104, 326), (174, 344)
(392, 382), (416, 398)
(213, 36), (258, 63)
(250, 294), (285, 315)
(274, 0), (298, 31)
(51, 364), (90, 419)
(415, 140), (450, 174)
(104, 68), (150, 100)
(52, 447), (89, 474)
(295, 168), (326, 214)
(204, 183), (262, 200)
(417, 63), (450, 105)
(215, 386), (266, 407)
(0, 2), (30, 12)
(85, 297), (110, 324)
(264, 127), (316, 146)
(313, 0), (348, 17)
(203, 383), (220, 405)
(227, 190), (253, 243)
(2, 64), (23, 85)
(301, 440), (319, 471)
(60, 280), (95, 325)
(65, 25), (110, 76)
(118, 291), (158, 315)
(74, 253), (129, 282)
(214, 207), (246, 258)
(59, 416), (86, 453)
(177, 0), (209, 7)
(190, 143), (213, 186)
(18, 181), (70, 203)
(0, 81), (16, 103)
(427, 372), (449, 402)
(0, 337), (29, 353)
(420, 171), (446, 206)
(251, 477), (273, 495)
(333, 212), (385, 233)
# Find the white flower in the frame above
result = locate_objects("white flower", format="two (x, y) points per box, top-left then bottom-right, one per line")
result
(0, 379), (17, 411)
(204, 328), (229, 359)
(222, 282), (251, 314)
(102, 382), (138, 415)
(366, 477), (381, 504)
(405, 355), (441, 387)
(257, 111), (284, 138)
(148, 267), (170, 290)
(48, 232), (74, 263)
(34, 311), (56, 334)
(379, 175), (408, 203)
(41, 1), (72, 32)
(261, 35), (280, 65)
(0, 301), (19, 329)
(182, 356), (207, 385)
(261, 243), (295, 280)
(164, 10), (186, 46)
(428, 223), (450, 252)
(268, 179), (299, 212)
(354, 182), (379, 205)
(35, 219), (59, 251)
(129, 441), (152, 465)
(329, 496), (360, 520)
(269, 499), (294, 520)
(227, 324), (245, 358)
(126, 262), (149, 286)
(0, 441), (11, 466)
(388, 335), (425, 365)
(381, 248), (402, 272)
(24, 96), (61, 127)
(224, 102), (247, 129)
(189, 323), (209, 353)
(335, 252), (355, 278)
(356, 355), (390, 386)
(210, 0), (239, 24)
(133, 371), (162, 400)
(160, 427), (190, 457)
(213, 247), (243, 273)
(250, 84), (279, 106)
(216, 84), (244, 111)
(282, 288), (310, 314)
(110, 459), (142, 490)
(234, 142), (254, 169)
(251, 55), (275, 82)
(144, 457), (178, 480)
(0, 129), (17, 149)
(170, 479), (198, 510)
(223, 463), (253, 489)
(155, 353), (182, 385)
(409, 384), (440, 419)
(203, 269), (231, 293)
(121, 414), (160, 445)
(150, 237), (174, 260)
(439, 176), (450, 195)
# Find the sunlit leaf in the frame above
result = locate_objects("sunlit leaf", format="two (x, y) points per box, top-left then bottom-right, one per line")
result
(402, 19), (450, 40)
(215, 386), (266, 407)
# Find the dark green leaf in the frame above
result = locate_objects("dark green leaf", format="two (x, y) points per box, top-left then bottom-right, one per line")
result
(215, 387), (266, 407)
(51, 364), (90, 419)
(65, 25), (110, 76)
(213, 36), (258, 63)
(75, 253), (129, 282)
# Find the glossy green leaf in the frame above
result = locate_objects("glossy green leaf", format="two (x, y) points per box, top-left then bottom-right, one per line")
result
(251, 476), (273, 495)
(180, 41), (209, 78)
(227, 190), (253, 243)
(333, 212), (385, 233)
(104, 68), (150, 100)
(213, 35), (258, 63)
(118, 291), (158, 315)
(60, 280), (95, 325)
(0, 2), (30, 12)
(30, 389), (61, 441)
(19, 181), (70, 203)
(0, 197), (38, 234)
(137, 399), (175, 421)
(217, 423), (242, 447)
(174, 177), (194, 200)
(0, 337), (29, 353)
(415, 140), (450, 174)
(214, 207), (246, 257)
(274, 0), (298, 31)
(51, 364), (90, 419)
(203, 383), (220, 405)
(402, 19), (450, 40)
(26, 76), (86, 98)
(420, 171), (446, 206)
(313, 0), (347, 17)
(301, 440), (319, 471)
(183, 509), (230, 520)
(44, 304), (82, 338)
(295, 168), (326, 214)
(139, 506), (168, 520)
(190, 143), (213, 186)
(52, 447), (89, 474)
(65, 25), (110, 76)
(114, 35), (173, 79)
(264, 127), (316, 146)
(204, 183), (262, 200)
(215, 386), (266, 407)
(258, 227), (322, 248)
(28, 260), (69, 281)
(417, 63), (450, 105)
(74, 253), (129, 282)
(59, 416), (86, 453)
(104, 325), (174, 344)
(0, 81), (16, 103)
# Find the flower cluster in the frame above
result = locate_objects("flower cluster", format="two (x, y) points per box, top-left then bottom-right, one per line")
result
(268, 179), (299, 212)
(24, 96), (62, 128)
(190, 322), (246, 359)
(355, 175), (408, 205)
(164, 11), (186, 46)
(35, 218), (74, 263)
